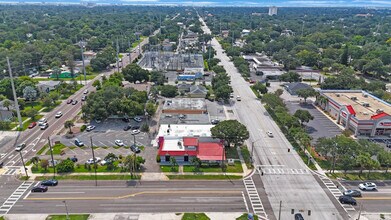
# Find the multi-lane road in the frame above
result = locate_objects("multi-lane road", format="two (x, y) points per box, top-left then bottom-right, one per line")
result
(0, 35), (151, 169)
(198, 15), (348, 219)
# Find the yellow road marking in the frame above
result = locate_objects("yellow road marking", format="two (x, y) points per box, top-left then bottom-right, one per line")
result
(25, 190), (242, 201)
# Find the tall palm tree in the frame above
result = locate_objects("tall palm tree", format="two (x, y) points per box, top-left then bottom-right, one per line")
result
(64, 120), (74, 134)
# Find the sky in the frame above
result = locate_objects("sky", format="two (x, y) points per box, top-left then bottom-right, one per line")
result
(1, 0), (391, 7)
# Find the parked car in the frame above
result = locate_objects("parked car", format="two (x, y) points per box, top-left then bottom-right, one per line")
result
(130, 144), (141, 153)
(70, 157), (78, 163)
(122, 117), (130, 122)
(55, 111), (63, 118)
(230, 93), (234, 98)
(266, 131), (273, 137)
(28, 122), (37, 129)
(294, 213), (304, 220)
(236, 96), (241, 101)
(343, 189), (362, 197)
(15, 143), (26, 152)
(0, 161), (3, 168)
(131, 130), (140, 135)
(81, 96), (87, 101)
(86, 157), (101, 164)
(359, 182), (377, 191)
(339, 195), (357, 205)
(74, 139), (84, 147)
(40, 123), (49, 130)
(72, 100), (78, 105)
(40, 179), (58, 186)
(178, 114), (187, 120)
(211, 119), (220, 125)
(133, 117), (142, 122)
(31, 185), (48, 192)
(123, 125), (132, 131)
(67, 99), (73, 104)
(38, 118), (47, 126)
(49, 160), (58, 167)
(115, 140), (124, 147)
(100, 160), (108, 166)
(86, 125), (96, 132)
(83, 89), (88, 94)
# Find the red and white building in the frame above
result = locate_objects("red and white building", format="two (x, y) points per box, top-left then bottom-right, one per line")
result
(318, 90), (391, 138)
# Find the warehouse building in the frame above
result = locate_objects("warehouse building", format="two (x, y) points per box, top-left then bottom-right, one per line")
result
(318, 90), (391, 138)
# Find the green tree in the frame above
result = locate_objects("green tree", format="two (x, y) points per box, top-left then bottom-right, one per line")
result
(64, 120), (74, 134)
(279, 71), (301, 83)
(160, 85), (177, 98)
(262, 93), (285, 109)
(145, 102), (157, 117)
(252, 82), (268, 94)
(170, 157), (177, 172)
(2, 99), (12, 111)
(23, 86), (37, 101)
(150, 71), (165, 85)
(122, 63), (149, 83)
(340, 45), (349, 65)
(30, 156), (40, 168)
(294, 109), (314, 126)
(25, 108), (38, 120)
(211, 120), (249, 147)
(378, 151), (391, 173)
(296, 88), (317, 103)
(215, 84), (232, 101)
(40, 159), (49, 171)
(356, 153), (372, 177)
(92, 80), (101, 90)
(57, 159), (75, 173)
(42, 96), (54, 108)
(191, 157), (202, 172)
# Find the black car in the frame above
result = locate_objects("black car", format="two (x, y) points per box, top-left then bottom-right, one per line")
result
(211, 119), (220, 125)
(0, 161), (3, 168)
(40, 179), (58, 186)
(132, 125), (140, 130)
(339, 195), (357, 205)
(123, 125), (132, 131)
(31, 185), (48, 192)
(70, 157), (78, 163)
(122, 117), (130, 122)
(130, 144), (141, 153)
(294, 213), (304, 220)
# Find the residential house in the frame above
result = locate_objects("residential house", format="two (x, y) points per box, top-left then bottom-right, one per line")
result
(188, 85), (207, 98)
(37, 81), (61, 93)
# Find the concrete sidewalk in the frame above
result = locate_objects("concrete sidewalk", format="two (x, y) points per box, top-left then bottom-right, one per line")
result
(4, 212), (246, 220)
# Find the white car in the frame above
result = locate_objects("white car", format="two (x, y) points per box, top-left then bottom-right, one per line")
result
(86, 125), (96, 132)
(266, 131), (273, 137)
(100, 160), (107, 166)
(38, 118), (47, 125)
(359, 182), (377, 191)
(83, 89), (89, 94)
(40, 123), (49, 130)
(115, 140), (124, 147)
(133, 117), (142, 122)
(86, 157), (101, 164)
(55, 111), (63, 118)
(236, 96), (241, 101)
(15, 143), (26, 152)
(132, 130), (140, 135)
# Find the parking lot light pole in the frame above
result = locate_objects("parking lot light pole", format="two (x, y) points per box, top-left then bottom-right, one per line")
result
(90, 137), (98, 187)
(47, 137), (56, 179)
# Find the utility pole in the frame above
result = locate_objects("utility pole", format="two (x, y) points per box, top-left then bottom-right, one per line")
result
(7, 57), (22, 130)
(127, 37), (132, 64)
(48, 137), (56, 179)
(78, 41), (87, 85)
(116, 37), (120, 73)
(63, 201), (69, 220)
(231, 30), (234, 46)
(357, 203), (362, 220)
(19, 151), (28, 179)
(90, 137), (98, 187)
(278, 200), (282, 220)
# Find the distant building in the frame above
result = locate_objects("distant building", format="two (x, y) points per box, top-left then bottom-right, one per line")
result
(283, 82), (312, 96)
(162, 98), (207, 114)
(188, 85), (208, 98)
(280, 29), (294, 37)
(121, 81), (150, 92)
(37, 81), (62, 93)
(221, 30), (229, 38)
(241, 29), (251, 36)
(355, 13), (373, 18)
(82, 51), (96, 60)
(269, 6), (278, 16)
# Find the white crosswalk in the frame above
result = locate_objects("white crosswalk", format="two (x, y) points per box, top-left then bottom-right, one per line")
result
(243, 176), (268, 219)
(0, 181), (34, 214)
(1, 166), (21, 176)
(257, 166), (311, 175)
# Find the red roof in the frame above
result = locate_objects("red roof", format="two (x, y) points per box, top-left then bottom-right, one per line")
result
(371, 112), (390, 120)
(346, 105), (356, 115)
(183, 137), (198, 146)
(197, 142), (224, 161)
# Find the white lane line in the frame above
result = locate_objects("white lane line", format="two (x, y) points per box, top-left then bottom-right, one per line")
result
(242, 191), (249, 213)
(46, 192), (86, 194)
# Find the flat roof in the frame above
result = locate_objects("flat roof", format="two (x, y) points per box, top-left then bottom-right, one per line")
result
(322, 90), (391, 120)
(157, 124), (214, 138)
(160, 113), (211, 125)
(163, 98), (206, 111)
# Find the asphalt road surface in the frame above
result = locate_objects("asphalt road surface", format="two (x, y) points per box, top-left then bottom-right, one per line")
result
(0, 32), (153, 168)
(199, 16), (346, 220)
(11, 180), (247, 214)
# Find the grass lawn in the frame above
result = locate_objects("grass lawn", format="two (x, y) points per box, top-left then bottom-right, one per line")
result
(328, 172), (391, 181)
(182, 213), (210, 220)
(24, 101), (43, 111)
(32, 161), (123, 174)
(37, 144), (48, 155)
(240, 146), (253, 169)
(46, 214), (90, 220)
(160, 165), (179, 172)
(132, 36), (146, 48)
(41, 101), (62, 112)
(167, 175), (242, 180)
(46, 143), (67, 155)
(236, 213), (259, 220)
(36, 174), (139, 181)
(12, 115), (43, 131)
(183, 161), (243, 173)
(226, 147), (239, 159)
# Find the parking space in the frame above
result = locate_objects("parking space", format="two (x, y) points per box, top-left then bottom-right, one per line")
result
(206, 100), (227, 121)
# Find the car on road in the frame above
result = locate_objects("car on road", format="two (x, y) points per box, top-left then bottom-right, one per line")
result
(131, 129), (140, 135)
(230, 93), (234, 98)
(70, 157), (78, 163)
(55, 111), (63, 118)
(72, 100), (78, 105)
(40, 123), (49, 130)
(133, 117), (142, 122)
(74, 139), (84, 147)
(236, 96), (241, 101)
(67, 99), (73, 104)
(339, 195), (357, 205)
(130, 144), (141, 153)
(266, 131), (273, 137)
(86, 157), (101, 164)
(83, 89), (89, 94)
(211, 119), (220, 125)
(294, 213), (304, 220)
(86, 125), (96, 132)
(359, 182), (377, 191)
(28, 122), (37, 129)
(343, 189), (362, 197)
(40, 179), (58, 186)
(38, 118), (47, 125)
(115, 140), (125, 147)
(15, 143), (26, 152)
(81, 96), (87, 101)
(31, 185), (48, 193)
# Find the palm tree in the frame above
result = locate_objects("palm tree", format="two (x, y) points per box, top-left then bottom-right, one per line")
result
(64, 120), (74, 134)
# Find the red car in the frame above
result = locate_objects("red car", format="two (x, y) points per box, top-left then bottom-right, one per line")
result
(28, 122), (37, 129)
(249, 79), (255, 84)
(67, 99), (73, 104)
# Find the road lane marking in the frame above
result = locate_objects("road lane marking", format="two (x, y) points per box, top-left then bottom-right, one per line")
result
(356, 197), (391, 200)
(25, 190), (242, 201)
(46, 192), (86, 194)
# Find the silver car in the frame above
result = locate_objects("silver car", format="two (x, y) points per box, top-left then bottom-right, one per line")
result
(343, 189), (361, 197)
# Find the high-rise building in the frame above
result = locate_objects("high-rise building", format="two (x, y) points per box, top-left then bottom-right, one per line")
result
(268, 6), (278, 16)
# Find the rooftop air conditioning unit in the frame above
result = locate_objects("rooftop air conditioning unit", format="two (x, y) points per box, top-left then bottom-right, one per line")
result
(350, 97), (357, 101)
(377, 109), (384, 113)
(363, 112), (369, 115)
(363, 94), (368, 98)
(362, 103), (370, 107)
(336, 94), (340, 97)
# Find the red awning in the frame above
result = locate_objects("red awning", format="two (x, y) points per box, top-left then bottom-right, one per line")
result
(346, 105), (356, 115)
(371, 112), (389, 120)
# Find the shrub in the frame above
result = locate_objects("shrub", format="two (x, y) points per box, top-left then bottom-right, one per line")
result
(156, 154), (161, 163)
(80, 125), (87, 132)
(56, 159), (75, 173)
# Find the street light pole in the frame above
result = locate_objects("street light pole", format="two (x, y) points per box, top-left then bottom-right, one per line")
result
(7, 57), (23, 130)
(63, 200), (69, 220)
(19, 151), (28, 179)
(47, 137), (56, 179)
(90, 137), (98, 187)
(278, 200), (282, 220)
(251, 138), (263, 165)
(78, 41), (87, 85)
